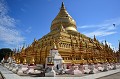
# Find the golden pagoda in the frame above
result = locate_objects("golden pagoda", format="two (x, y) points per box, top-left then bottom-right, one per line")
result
(14, 2), (118, 65)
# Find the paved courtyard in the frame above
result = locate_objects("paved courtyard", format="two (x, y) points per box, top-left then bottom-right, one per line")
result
(98, 72), (120, 79)
(0, 73), (3, 79)
(1, 64), (120, 79)
(1, 71), (120, 79)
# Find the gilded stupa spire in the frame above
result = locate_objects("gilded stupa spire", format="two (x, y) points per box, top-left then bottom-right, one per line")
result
(118, 40), (120, 52)
(105, 40), (107, 45)
(105, 40), (108, 48)
(94, 35), (97, 41)
(22, 45), (25, 51)
(61, 2), (65, 9)
(34, 38), (36, 42)
(51, 2), (77, 32)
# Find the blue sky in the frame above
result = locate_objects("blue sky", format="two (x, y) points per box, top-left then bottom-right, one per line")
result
(0, 0), (120, 51)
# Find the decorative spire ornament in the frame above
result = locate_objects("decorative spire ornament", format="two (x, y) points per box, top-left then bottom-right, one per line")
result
(119, 40), (120, 52)
(94, 35), (97, 41)
(59, 24), (65, 32)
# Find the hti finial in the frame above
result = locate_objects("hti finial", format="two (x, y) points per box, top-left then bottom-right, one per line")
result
(61, 2), (65, 9)
(34, 38), (36, 41)
(94, 35), (96, 41)
(104, 40), (106, 45)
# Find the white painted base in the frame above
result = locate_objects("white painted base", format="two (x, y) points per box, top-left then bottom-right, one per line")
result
(12, 67), (18, 73)
(74, 69), (82, 75)
(17, 65), (28, 75)
(27, 67), (34, 74)
(98, 66), (104, 71)
(8, 66), (13, 71)
(45, 66), (56, 77)
(17, 69), (24, 76)
(45, 71), (56, 77)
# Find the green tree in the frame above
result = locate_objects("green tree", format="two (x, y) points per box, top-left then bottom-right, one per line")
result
(0, 48), (12, 62)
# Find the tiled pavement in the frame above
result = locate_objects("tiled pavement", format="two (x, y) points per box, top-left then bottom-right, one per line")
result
(0, 72), (3, 79)
(98, 72), (120, 79)
(1, 65), (120, 79)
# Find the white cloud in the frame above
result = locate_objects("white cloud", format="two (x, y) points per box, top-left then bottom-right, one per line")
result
(25, 26), (32, 33)
(102, 41), (118, 52)
(0, 0), (24, 48)
(21, 8), (26, 12)
(85, 31), (116, 37)
(0, 0), (7, 15)
(78, 25), (100, 29)
(78, 17), (120, 37)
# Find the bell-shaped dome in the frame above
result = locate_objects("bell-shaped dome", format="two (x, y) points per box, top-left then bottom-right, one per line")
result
(51, 2), (77, 32)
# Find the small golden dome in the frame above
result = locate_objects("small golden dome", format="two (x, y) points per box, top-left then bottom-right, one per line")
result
(51, 42), (57, 50)
(22, 46), (25, 51)
(51, 2), (77, 32)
